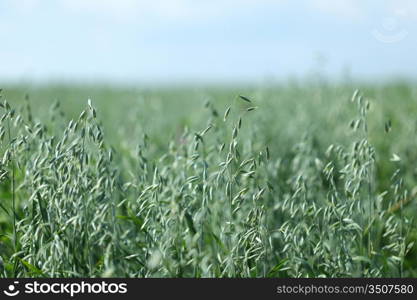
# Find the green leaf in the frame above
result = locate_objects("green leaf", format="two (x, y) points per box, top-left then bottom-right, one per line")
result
(239, 95), (252, 103)
(184, 212), (196, 235)
(36, 192), (48, 223)
(267, 259), (289, 277)
(116, 215), (144, 228)
(352, 256), (371, 264)
(0, 202), (9, 216)
(18, 258), (46, 277)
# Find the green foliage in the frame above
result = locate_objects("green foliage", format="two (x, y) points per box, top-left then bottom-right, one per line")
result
(0, 82), (416, 278)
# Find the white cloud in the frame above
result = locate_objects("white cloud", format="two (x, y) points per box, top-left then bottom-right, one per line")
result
(308, 0), (364, 20)
(60, 0), (140, 19)
(309, 0), (417, 21)
(3, 0), (41, 14)
(58, 0), (288, 22)
(5, 0), (417, 22)
(386, 0), (417, 19)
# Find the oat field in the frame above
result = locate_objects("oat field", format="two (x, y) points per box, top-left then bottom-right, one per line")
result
(0, 82), (416, 277)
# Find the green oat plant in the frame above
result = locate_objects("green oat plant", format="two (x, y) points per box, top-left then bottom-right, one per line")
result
(0, 87), (415, 277)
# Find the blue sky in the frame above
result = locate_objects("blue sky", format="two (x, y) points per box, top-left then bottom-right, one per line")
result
(0, 0), (416, 84)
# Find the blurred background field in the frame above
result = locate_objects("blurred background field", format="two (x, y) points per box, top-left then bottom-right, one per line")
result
(3, 80), (417, 173)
